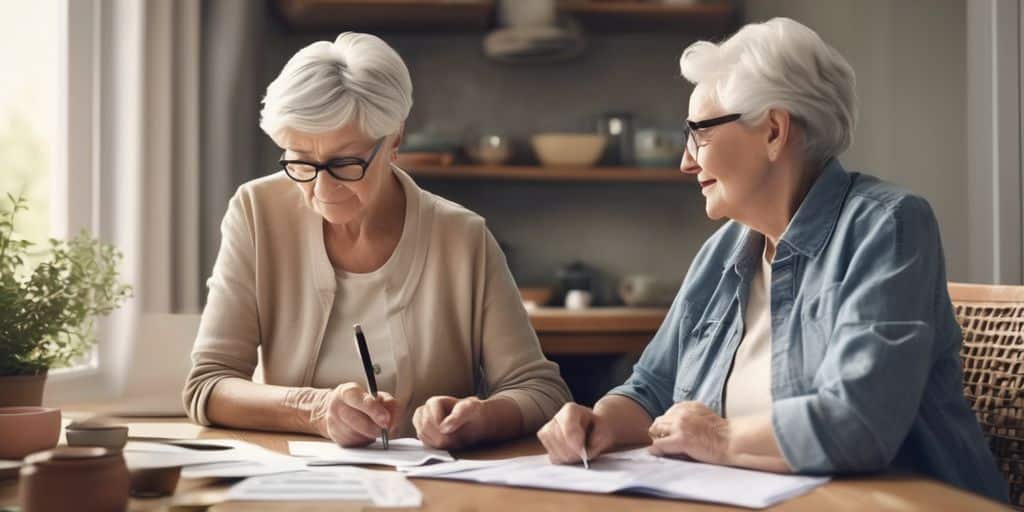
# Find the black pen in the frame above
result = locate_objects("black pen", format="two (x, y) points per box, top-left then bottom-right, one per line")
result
(353, 324), (389, 449)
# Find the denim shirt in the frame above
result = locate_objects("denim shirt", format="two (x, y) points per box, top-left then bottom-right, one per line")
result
(609, 159), (1008, 502)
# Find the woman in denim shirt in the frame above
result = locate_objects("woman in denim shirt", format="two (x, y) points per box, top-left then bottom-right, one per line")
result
(537, 17), (1007, 502)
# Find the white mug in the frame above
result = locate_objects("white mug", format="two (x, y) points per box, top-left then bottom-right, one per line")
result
(564, 289), (593, 310)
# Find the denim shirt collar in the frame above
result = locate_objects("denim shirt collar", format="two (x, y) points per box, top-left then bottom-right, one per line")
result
(725, 158), (852, 271)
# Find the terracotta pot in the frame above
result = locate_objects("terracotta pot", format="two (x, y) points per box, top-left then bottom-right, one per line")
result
(19, 446), (130, 512)
(0, 407), (61, 459)
(0, 371), (48, 407)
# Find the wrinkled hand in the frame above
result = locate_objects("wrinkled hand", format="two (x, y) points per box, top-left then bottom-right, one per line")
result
(312, 382), (397, 448)
(413, 396), (489, 450)
(647, 401), (731, 465)
(537, 403), (616, 465)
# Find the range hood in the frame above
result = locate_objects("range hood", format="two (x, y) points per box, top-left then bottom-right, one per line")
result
(483, 0), (585, 63)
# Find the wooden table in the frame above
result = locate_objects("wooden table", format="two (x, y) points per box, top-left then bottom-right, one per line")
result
(0, 416), (1011, 511)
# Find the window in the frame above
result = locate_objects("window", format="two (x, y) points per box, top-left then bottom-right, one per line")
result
(0, 1), (59, 252)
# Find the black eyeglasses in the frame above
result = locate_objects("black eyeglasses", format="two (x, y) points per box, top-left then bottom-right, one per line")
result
(682, 113), (742, 158)
(280, 137), (386, 183)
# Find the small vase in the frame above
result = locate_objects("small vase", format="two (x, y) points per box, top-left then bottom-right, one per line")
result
(0, 370), (48, 406)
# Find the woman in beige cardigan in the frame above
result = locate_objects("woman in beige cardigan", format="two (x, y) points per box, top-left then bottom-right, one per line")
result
(183, 32), (570, 449)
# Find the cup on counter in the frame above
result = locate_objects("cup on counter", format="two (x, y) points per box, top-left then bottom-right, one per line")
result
(618, 274), (676, 307)
(466, 133), (513, 165)
(565, 289), (593, 310)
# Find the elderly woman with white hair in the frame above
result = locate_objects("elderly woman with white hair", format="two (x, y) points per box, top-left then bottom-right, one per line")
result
(183, 33), (570, 449)
(538, 18), (1007, 501)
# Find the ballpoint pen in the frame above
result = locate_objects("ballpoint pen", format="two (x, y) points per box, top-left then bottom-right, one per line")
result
(353, 323), (389, 449)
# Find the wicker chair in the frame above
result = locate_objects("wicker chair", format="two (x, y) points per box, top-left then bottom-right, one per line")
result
(949, 282), (1024, 507)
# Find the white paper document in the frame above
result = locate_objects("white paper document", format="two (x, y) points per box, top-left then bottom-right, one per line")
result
(227, 468), (422, 507)
(289, 438), (454, 467)
(123, 439), (307, 478)
(404, 448), (828, 509)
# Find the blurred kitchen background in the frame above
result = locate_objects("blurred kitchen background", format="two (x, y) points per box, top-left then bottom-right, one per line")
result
(2, 0), (1018, 405)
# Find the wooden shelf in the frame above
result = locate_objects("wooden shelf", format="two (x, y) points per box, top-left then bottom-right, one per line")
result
(274, 0), (494, 31)
(560, 1), (737, 34)
(275, 0), (736, 34)
(530, 307), (667, 355)
(530, 307), (668, 333)
(405, 164), (694, 183)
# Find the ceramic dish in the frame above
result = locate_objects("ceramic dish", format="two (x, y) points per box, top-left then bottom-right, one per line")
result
(531, 133), (606, 167)
(0, 406), (61, 459)
(66, 418), (130, 452)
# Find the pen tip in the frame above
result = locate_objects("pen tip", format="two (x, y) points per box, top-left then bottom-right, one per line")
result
(353, 323), (363, 334)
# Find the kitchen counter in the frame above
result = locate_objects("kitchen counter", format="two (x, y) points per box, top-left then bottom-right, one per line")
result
(528, 307), (667, 355)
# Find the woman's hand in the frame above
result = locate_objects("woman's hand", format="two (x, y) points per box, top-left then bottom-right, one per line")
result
(647, 401), (731, 464)
(537, 403), (617, 464)
(413, 396), (494, 450)
(311, 382), (397, 448)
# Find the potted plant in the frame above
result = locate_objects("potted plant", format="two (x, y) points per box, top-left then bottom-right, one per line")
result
(0, 194), (132, 406)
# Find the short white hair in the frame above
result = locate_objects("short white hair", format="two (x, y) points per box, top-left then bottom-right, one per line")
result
(260, 32), (413, 141)
(680, 17), (857, 163)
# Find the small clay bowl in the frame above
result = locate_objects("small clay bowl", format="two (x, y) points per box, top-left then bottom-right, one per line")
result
(0, 407), (61, 459)
(129, 465), (182, 498)
(66, 418), (129, 453)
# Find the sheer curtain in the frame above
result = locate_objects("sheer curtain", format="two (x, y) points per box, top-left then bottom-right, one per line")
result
(45, 0), (202, 404)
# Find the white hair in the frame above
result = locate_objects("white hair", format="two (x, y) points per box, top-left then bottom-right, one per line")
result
(680, 17), (857, 163)
(260, 32), (413, 141)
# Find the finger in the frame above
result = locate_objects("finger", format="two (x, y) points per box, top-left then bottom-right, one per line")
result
(341, 386), (390, 427)
(337, 401), (385, 440)
(537, 423), (562, 463)
(545, 420), (579, 464)
(426, 397), (452, 426)
(379, 393), (400, 432)
(648, 433), (690, 458)
(417, 417), (446, 448)
(648, 416), (672, 440)
(441, 399), (479, 434)
(554, 412), (589, 457)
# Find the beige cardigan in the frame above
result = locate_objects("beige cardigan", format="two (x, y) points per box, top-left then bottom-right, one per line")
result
(183, 168), (571, 435)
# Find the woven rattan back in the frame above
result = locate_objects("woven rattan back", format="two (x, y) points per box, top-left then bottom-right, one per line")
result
(949, 282), (1024, 507)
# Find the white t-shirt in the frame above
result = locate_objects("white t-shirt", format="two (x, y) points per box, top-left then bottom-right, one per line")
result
(724, 246), (773, 418)
(312, 257), (399, 394)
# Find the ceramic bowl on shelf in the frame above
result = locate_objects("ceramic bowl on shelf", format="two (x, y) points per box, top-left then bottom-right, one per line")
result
(531, 133), (607, 167)
(634, 129), (684, 168)
(519, 287), (555, 310)
(0, 406), (61, 460)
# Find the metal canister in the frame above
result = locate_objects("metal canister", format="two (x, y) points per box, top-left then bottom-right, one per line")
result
(597, 112), (634, 166)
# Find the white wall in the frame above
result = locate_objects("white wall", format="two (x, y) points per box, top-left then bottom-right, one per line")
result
(742, 0), (970, 280)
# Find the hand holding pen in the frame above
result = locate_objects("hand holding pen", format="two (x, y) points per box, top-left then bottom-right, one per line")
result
(537, 403), (617, 469)
(307, 324), (395, 449)
(310, 380), (397, 448)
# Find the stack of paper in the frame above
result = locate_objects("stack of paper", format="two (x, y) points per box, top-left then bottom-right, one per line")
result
(289, 438), (454, 467)
(227, 468), (422, 507)
(124, 439), (307, 478)
(404, 448), (828, 509)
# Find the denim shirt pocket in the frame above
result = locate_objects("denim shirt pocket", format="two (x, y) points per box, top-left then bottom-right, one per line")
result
(798, 282), (842, 382)
(674, 318), (723, 398)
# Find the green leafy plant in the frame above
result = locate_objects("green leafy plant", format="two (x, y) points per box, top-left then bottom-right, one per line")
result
(0, 194), (132, 376)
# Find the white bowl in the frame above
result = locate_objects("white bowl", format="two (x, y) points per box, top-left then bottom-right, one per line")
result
(531, 133), (607, 167)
